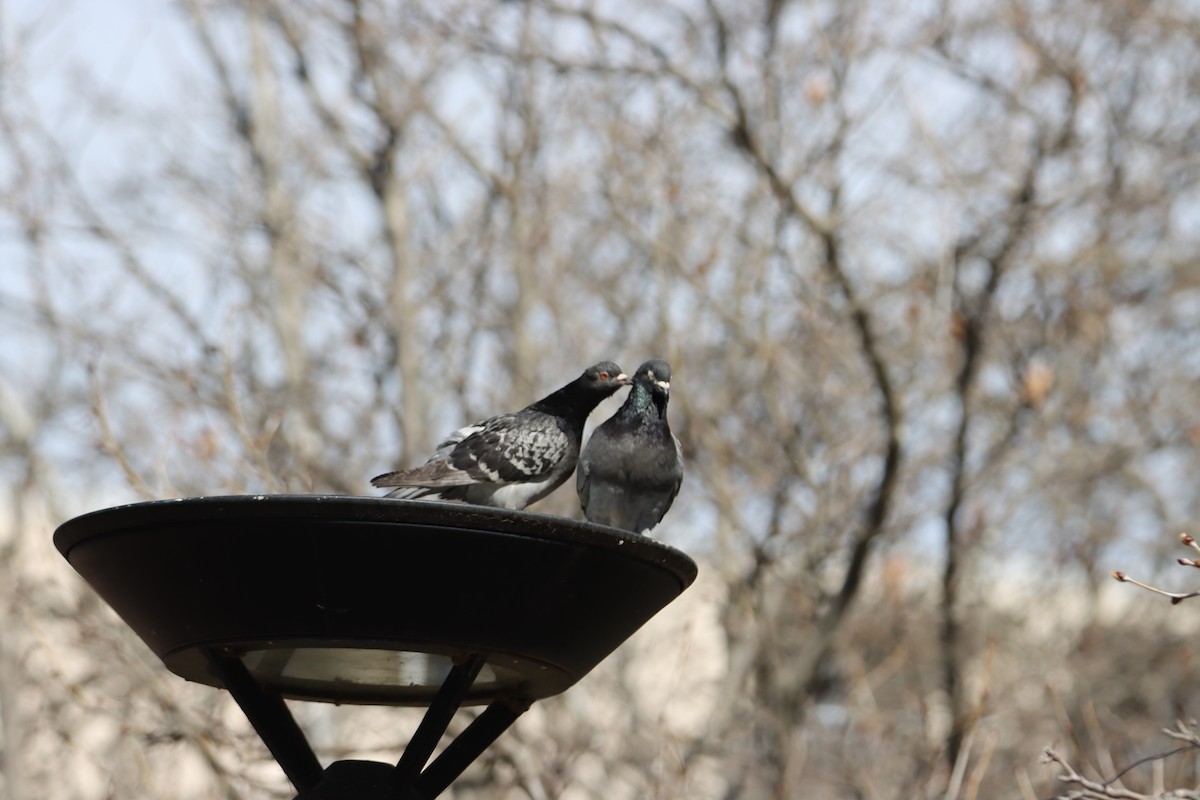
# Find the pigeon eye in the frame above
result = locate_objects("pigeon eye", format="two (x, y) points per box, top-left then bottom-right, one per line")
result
(599, 372), (609, 380)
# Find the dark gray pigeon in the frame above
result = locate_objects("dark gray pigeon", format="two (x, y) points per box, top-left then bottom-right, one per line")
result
(576, 359), (683, 534)
(372, 361), (630, 510)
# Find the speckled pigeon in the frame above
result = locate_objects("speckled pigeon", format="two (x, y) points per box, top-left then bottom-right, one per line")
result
(576, 359), (683, 534)
(372, 361), (630, 510)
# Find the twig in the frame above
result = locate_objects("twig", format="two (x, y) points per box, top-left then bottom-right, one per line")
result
(89, 364), (156, 499)
(1111, 571), (1200, 605)
(1104, 744), (1198, 788)
(1176, 534), (1200, 568)
(1042, 747), (1150, 799)
(1162, 720), (1200, 747)
(1042, 741), (1200, 800)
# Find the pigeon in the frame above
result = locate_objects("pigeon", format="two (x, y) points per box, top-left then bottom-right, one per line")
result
(576, 359), (683, 534)
(371, 361), (631, 510)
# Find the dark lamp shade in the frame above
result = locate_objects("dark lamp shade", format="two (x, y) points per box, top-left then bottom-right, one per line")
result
(53, 495), (698, 707)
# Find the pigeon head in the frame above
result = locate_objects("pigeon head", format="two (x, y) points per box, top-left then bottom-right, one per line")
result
(636, 359), (671, 396)
(581, 361), (632, 393)
(632, 359), (672, 417)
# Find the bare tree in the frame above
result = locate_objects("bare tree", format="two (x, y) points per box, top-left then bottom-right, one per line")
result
(3, 0), (1200, 798)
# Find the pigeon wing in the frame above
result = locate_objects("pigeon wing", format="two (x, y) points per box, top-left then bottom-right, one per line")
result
(576, 423), (624, 517)
(630, 432), (684, 531)
(448, 411), (570, 483)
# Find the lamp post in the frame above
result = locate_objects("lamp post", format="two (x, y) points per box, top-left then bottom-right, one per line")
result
(54, 495), (697, 798)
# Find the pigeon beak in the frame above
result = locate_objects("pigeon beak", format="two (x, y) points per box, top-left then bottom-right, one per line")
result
(655, 379), (670, 393)
(616, 373), (632, 385)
